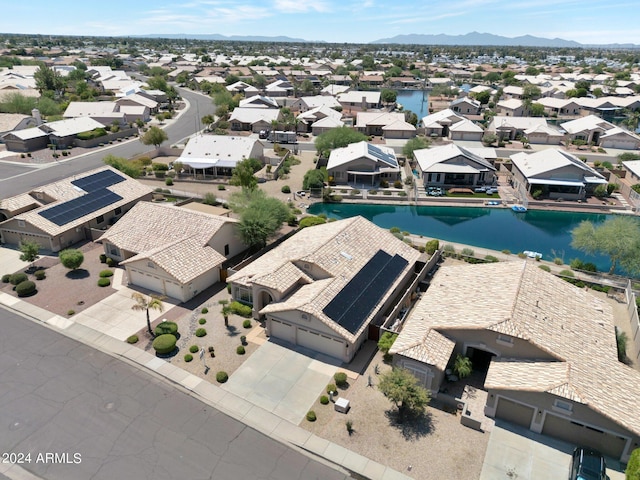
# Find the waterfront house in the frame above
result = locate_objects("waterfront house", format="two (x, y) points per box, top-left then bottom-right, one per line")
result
(414, 143), (496, 189)
(561, 115), (640, 150)
(355, 112), (416, 139)
(450, 97), (481, 115)
(327, 141), (401, 186)
(178, 135), (264, 177)
(422, 109), (483, 141)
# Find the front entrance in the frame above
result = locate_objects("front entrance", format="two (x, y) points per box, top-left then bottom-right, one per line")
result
(467, 346), (496, 372)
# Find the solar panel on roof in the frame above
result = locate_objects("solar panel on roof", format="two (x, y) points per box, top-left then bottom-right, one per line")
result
(323, 250), (408, 334)
(367, 144), (398, 168)
(38, 190), (123, 226)
(71, 169), (125, 192)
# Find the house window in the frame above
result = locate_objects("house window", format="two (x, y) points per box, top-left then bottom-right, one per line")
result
(224, 244), (230, 256)
(301, 313), (309, 321)
(496, 334), (514, 347)
(553, 399), (573, 414)
(147, 261), (155, 269)
(96, 215), (105, 224)
(18, 219), (25, 227)
(109, 245), (120, 257)
(235, 287), (253, 305)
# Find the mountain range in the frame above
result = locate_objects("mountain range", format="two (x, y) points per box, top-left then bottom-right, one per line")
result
(135, 33), (310, 43)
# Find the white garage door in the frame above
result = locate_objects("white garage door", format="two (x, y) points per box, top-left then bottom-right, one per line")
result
(129, 269), (164, 295)
(164, 280), (183, 301)
(297, 327), (345, 360)
(270, 319), (295, 344)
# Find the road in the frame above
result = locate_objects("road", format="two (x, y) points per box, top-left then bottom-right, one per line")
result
(0, 308), (350, 480)
(0, 88), (216, 197)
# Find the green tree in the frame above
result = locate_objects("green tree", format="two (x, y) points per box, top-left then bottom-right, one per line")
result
(626, 448), (640, 480)
(484, 72), (501, 83)
(377, 332), (398, 355)
(302, 168), (327, 190)
(140, 126), (168, 149)
(229, 190), (290, 248)
(34, 64), (66, 96)
(131, 292), (165, 337)
(402, 137), (430, 158)
(314, 127), (367, 158)
(19, 241), (40, 263)
(230, 158), (262, 191)
(529, 102), (545, 117)
(453, 354), (473, 378)
(381, 89), (397, 104)
(571, 217), (640, 275)
(378, 367), (430, 422)
(522, 84), (541, 101)
(103, 155), (142, 179)
(0, 92), (37, 114)
(59, 249), (84, 271)
(471, 90), (491, 105)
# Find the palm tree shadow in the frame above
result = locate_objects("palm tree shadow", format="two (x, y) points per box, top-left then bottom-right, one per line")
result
(384, 408), (434, 441)
(226, 325), (239, 337)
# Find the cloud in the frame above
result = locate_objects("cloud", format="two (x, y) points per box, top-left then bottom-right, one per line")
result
(141, 4), (271, 27)
(389, 11), (465, 25)
(273, 0), (330, 13)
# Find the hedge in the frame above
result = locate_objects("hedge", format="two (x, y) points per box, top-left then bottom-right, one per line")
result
(126, 335), (139, 344)
(16, 280), (36, 297)
(184, 354), (193, 362)
(334, 372), (348, 387)
(195, 328), (207, 337)
(236, 345), (245, 355)
(243, 319), (252, 329)
(189, 345), (199, 354)
(34, 270), (46, 280)
(1, 274), (11, 283)
(216, 371), (229, 383)
(155, 321), (178, 336)
(306, 411), (317, 422)
(97, 278), (111, 287)
(152, 334), (177, 355)
(99, 270), (114, 277)
(230, 301), (252, 317)
(10, 272), (28, 285)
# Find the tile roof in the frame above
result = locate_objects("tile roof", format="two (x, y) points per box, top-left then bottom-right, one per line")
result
(228, 216), (420, 343)
(391, 261), (640, 436)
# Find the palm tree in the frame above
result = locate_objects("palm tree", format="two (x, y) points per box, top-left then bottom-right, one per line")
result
(131, 293), (165, 337)
(219, 299), (232, 327)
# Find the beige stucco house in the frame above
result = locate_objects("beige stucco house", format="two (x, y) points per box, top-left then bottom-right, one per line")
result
(327, 141), (401, 186)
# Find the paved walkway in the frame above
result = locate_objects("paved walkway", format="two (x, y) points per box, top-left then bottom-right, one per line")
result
(0, 293), (411, 480)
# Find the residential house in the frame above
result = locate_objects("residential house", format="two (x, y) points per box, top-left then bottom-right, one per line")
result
(327, 141), (401, 186)
(535, 97), (581, 117)
(336, 90), (382, 111)
(487, 116), (558, 143)
(0, 113), (38, 139)
(510, 149), (606, 200)
(414, 143), (496, 189)
(265, 79), (293, 97)
(450, 97), (481, 115)
(39, 117), (107, 149)
(239, 95), (279, 109)
(178, 135), (264, 177)
(561, 115), (640, 150)
(391, 261), (640, 462)
(321, 84), (350, 96)
(310, 116), (345, 136)
(99, 202), (246, 302)
(355, 112), (416, 139)
(623, 160), (640, 182)
(115, 93), (158, 116)
(291, 95), (341, 113)
(0, 166), (152, 252)
(297, 105), (343, 134)
(421, 109), (482, 141)
(502, 85), (524, 99)
(229, 107), (281, 133)
(63, 101), (127, 127)
(226, 81), (259, 97)
(226, 216), (421, 362)
(497, 98), (525, 117)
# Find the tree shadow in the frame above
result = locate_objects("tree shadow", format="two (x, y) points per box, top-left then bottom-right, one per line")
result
(226, 325), (239, 337)
(384, 408), (434, 441)
(155, 347), (179, 359)
(65, 269), (90, 279)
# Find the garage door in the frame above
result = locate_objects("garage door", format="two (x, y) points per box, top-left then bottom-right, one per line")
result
(270, 319), (294, 344)
(164, 280), (183, 301)
(495, 398), (535, 429)
(542, 413), (627, 459)
(297, 327), (345, 360)
(129, 269), (163, 295)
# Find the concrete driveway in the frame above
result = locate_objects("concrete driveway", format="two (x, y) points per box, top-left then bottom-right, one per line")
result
(481, 421), (626, 480)
(222, 340), (339, 424)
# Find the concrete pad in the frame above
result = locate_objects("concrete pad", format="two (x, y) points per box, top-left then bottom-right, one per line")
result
(323, 442), (349, 465)
(0, 246), (29, 275)
(242, 406), (281, 435)
(144, 357), (166, 370)
(302, 434), (331, 455)
(192, 381), (227, 404)
(180, 374), (203, 391)
(362, 461), (388, 480)
(46, 315), (74, 329)
(0, 292), (20, 306)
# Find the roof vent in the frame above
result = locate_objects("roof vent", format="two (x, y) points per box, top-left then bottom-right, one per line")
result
(340, 251), (352, 260)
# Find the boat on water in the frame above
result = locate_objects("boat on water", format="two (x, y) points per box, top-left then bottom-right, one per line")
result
(512, 205), (527, 212)
(485, 200), (501, 206)
(523, 250), (542, 259)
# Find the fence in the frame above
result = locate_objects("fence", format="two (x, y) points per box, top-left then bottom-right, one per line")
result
(626, 280), (640, 364)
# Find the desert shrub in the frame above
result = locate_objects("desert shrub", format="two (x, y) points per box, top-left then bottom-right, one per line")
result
(320, 395), (329, 405)
(306, 411), (317, 422)
(189, 345), (199, 354)
(201, 307), (209, 314)
(152, 334), (177, 354)
(425, 239), (439, 254)
(559, 269), (574, 277)
(217, 184), (226, 191)
(517, 252), (527, 258)
(243, 319), (252, 329)
(334, 372), (348, 387)
(539, 265), (551, 272)
(553, 258), (563, 265)
(67, 309), (75, 316)
(97, 278), (111, 287)
(10, 272), (28, 285)
(230, 301), (252, 317)
(155, 321), (178, 336)
(59, 249), (84, 270)
(393, 180), (403, 189)
(126, 335), (138, 344)
(380, 180), (389, 188)
(216, 371), (228, 383)
(195, 328), (207, 337)
(184, 354), (193, 362)
(16, 280), (36, 297)
(443, 244), (456, 256)
(236, 345), (245, 355)
(281, 185), (291, 194)
(34, 269), (46, 280)
(2, 274), (11, 283)
(240, 335), (247, 345)
(106, 257), (116, 267)
(461, 247), (475, 256)
(165, 177), (173, 186)
(484, 255), (499, 263)
(99, 254), (107, 264)
(198, 318), (206, 325)
(326, 383), (336, 394)
(99, 269), (114, 278)
(501, 249), (511, 254)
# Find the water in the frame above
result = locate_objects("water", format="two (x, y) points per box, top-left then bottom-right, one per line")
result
(307, 203), (614, 271)
(395, 89), (429, 118)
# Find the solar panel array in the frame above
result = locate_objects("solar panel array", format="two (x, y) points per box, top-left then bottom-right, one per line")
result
(38, 170), (126, 227)
(323, 250), (408, 334)
(367, 144), (398, 168)
(71, 169), (125, 191)
(39, 190), (123, 226)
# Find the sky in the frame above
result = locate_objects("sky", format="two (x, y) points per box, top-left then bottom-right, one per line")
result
(4, 0), (640, 45)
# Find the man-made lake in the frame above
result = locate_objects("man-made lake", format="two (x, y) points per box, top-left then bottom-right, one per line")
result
(395, 89), (429, 118)
(307, 203), (613, 271)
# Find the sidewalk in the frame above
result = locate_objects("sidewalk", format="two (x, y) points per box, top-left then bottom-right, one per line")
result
(0, 292), (411, 480)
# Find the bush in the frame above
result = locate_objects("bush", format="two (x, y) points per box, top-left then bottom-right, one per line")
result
(393, 180), (403, 189)
(97, 278), (111, 287)
(59, 249), (84, 270)
(443, 244), (455, 256)
(539, 265), (551, 272)
(16, 280), (36, 297)
(155, 321), (178, 336)
(326, 383), (336, 394)
(10, 272), (28, 285)
(627, 448), (640, 480)
(34, 269), (46, 280)
(484, 255), (499, 263)
(461, 247), (475, 257)
(240, 335), (247, 345)
(334, 372), (348, 387)
(501, 249), (511, 255)
(165, 177), (173, 186)
(243, 319), (252, 329)
(299, 216), (327, 229)
(553, 258), (563, 265)
(281, 185), (291, 194)
(195, 328), (207, 337)
(106, 257), (116, 267)
(67, 309), (75, 316)
(425, 239), (439, 254)
(99, 254), (107, 263)
(216, 371), (229, 383)
(189, 345), (199, 353)
(1, 274), (11, 283)
(152, 334), (177, 354)
(198, 318), (206, 325)
(201, 307), (209, 314)
(183, 354), (193, 362)
(230, 301), (252, 317)
(126, 335), (139, 344)
(320, 395), (329, 405)
(236, 345), (245, 355)
(559, 269), (574, 277)
(99, 269), (114, 278)
(306, 411), (317, 422)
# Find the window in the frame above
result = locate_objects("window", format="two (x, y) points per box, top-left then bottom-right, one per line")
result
(114, 207), (122, 215)
(224, 244), (230, 256)
(301, 313), (309, 321)
(236, 287), (253, 304)
(147, 261), (155, 269)
(496, 334), (514, 347)
(96, 215), (105, 224)
(553, 399), (573, 414)
(109, 245), (120, 257)
(18, 219), (25, 227)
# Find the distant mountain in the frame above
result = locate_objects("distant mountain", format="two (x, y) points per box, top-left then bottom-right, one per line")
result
(370, 32), (639, 48)
(133, 34), (312, 43)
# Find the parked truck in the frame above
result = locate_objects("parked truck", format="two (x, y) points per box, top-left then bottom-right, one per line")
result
(268, 130), (297, 144)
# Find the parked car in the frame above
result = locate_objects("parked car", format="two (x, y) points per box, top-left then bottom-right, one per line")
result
(568, 447), (606, 480)
(474, 186), (487, 193)
(258, 129), (270, 139)
(485, 187), (498, 195)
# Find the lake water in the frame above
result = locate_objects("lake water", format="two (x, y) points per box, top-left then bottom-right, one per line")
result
(395, 89), (429, 118)
(307, 203), (613, 271)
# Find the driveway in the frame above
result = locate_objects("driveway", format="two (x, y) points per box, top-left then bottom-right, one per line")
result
(481, 421), (626, 480)
(222, 340), (340, 424)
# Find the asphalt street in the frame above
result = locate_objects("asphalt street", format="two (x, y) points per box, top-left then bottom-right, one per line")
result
(0, 308), (350, 480)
